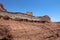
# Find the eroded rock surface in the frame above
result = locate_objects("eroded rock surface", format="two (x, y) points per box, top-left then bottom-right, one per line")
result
(0, 3), (60, 40)
(0, 4), (7, 12)
(0, 18), (60, 40)
(0, 25), (13, 40)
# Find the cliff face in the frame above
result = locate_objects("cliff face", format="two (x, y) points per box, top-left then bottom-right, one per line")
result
(0, 4), (50, 23)
(0, 4), (7, 12)
(0, 4), (60, 40)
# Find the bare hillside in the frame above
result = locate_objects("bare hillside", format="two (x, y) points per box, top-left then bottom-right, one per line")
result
(0, 3), (60, 40)
(0, 18), (60, 40)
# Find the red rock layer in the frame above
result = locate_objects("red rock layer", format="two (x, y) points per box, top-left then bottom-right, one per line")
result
(0, 3), (60, 40)
(0, 18), (60, 40)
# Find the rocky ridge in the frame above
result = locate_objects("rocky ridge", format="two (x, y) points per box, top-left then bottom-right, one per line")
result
(0, 4), (60, 40)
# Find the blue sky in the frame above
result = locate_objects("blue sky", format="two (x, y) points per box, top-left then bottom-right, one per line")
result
(0, 0), (60, 22)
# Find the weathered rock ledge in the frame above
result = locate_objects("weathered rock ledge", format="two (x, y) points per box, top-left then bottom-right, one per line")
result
(0, 3), (60, 40)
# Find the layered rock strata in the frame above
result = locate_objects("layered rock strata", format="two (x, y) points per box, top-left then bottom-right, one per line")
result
(0, 4), (60, 40)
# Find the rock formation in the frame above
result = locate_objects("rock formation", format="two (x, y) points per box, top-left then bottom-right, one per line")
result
(0, 25), (13, 40)
(25, 12), (33, 16)
(0, 4), (7, 12)
(0, 3), (60, 40)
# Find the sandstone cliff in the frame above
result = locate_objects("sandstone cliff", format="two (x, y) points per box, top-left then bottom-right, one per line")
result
(0, 4), (7, 12)
(0, 4), (60, 40)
